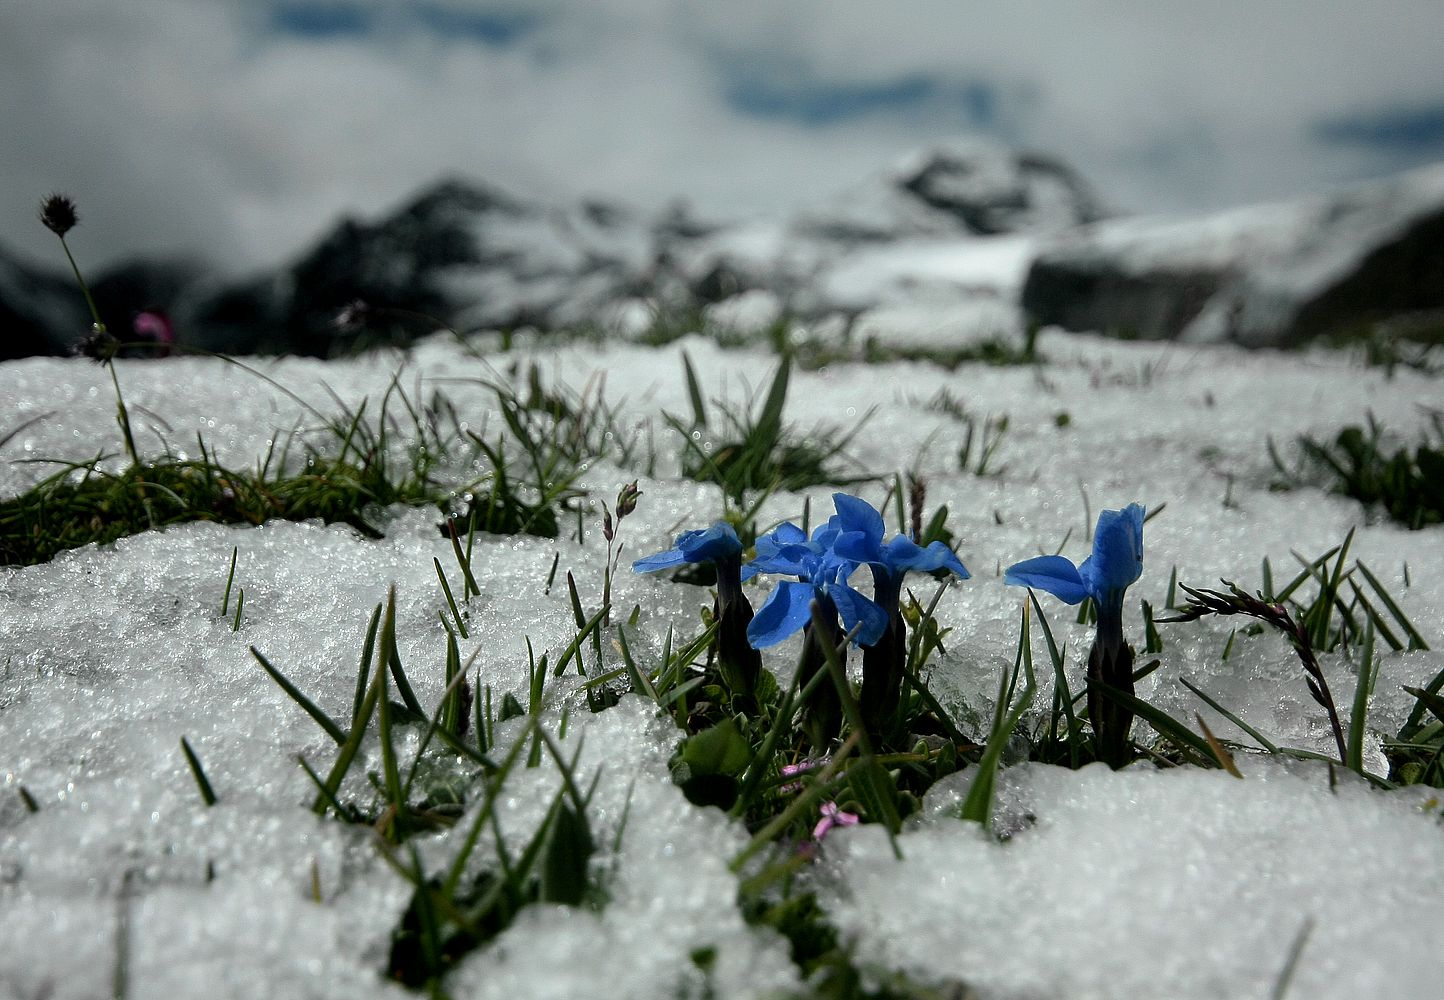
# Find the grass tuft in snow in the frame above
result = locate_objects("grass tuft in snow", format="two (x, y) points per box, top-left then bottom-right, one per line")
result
(668, 352), (876, 504)
(1272, 409), (1444, 529)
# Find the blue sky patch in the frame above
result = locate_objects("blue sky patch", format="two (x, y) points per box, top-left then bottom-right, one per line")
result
(268, 2), (539, 47)
(724, 66), (1002, 130)
(729, 74), (938, 126)
(1315, 103), (1444, 152)
(270, 3), (374, 40)
(413, 4), (540, 46)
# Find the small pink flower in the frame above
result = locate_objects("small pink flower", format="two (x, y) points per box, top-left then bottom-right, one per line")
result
(133, 310), (175, 353)
(812, 801), (859, 841)
(779, 756), (826, 794)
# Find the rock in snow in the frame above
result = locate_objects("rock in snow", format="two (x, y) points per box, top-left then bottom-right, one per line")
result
(1022, 162), (1444, 346)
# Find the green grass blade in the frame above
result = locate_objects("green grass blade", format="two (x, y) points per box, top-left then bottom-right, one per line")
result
(1029, 591), (1081, 766)
(375, 640), (406, 831)
(754, 354), (791, 447)
(385, 619), (426, 720)
(961, 601), (1037, 826)
(681, 351), (708, 428)
(1095, 682), (1214, 766)
(179, 736), (217, 806)
(313, 640), (386, 815)
(1346, 581), (1403, 652)
(296, 753), (350, 819)
(447, 518), (481, 599)
(1179, 677), (1280, 753)
(434, 557), (470, 639)
(352, 603), (382, 725)
(1400, 662), (1444, 738)
(1346, 620), (1378, 775)
(1354, 560), (1430, 651)
(220, 546), (238, 616)
(250, 647), (347, 745)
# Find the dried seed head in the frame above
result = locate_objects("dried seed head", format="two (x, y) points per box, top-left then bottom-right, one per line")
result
(601, 502), (614, 543)
(908, 474), (926, 541)
(74, 322), (119, 364)
(39, 193), (79, 237)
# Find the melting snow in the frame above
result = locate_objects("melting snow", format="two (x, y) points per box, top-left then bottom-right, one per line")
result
(1, 330), (1441, 999)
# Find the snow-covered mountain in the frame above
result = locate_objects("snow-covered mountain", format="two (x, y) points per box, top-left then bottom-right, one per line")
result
(6, 141), (1444, 356)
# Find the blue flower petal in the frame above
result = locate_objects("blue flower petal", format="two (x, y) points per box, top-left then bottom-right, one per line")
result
(634, 522), (741, 574)
(882, 536), (970, 579)
(1003, 555), (1090, 605)
(677, 523), (743, 563)
(1081, 503), (1144, 596)
(831, 493), (885, 548)
(745, 522), (814, 580)
(747, 580), (818, 648)
(827, 582), (889, 647)
(631, 547), (689, 574)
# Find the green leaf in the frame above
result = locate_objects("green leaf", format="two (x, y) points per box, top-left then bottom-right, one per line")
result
(680, 717), (753, 777)
(540, 801), (594, 906)
(180, 736), (217, 806)
(960, 601), (1036, 826)
(848, 756), (902, 835)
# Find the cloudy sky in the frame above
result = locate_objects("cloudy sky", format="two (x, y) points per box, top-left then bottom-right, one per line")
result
(7, 1), (1444, 275)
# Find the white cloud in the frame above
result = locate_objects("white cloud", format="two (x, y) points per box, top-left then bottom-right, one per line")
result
(5, 0), (1444, 275)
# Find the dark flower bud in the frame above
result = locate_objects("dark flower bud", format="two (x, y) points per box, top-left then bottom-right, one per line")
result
(39, 194), (79, 237)
(908, 474), (926, 541)
(615, 480), (641, 520)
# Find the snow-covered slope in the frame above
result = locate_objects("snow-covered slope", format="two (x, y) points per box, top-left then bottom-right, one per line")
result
(2, 332), (1442, 999)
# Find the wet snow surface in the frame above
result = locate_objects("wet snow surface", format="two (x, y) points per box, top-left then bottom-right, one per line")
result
(2, 330), (1442, 999)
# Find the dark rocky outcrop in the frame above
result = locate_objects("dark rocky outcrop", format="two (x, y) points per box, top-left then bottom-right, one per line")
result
(0, 248), (216, 358)
(1021, 163), (1444, 346)
(0, 252), (87, 359)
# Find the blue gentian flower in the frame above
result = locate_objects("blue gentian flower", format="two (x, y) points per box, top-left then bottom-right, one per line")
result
(743, 520), (887, 650)
(1003, 502), (1143, 644)
(634, 521), (761, 708)
(826, 492), (969, 744)
(827, 492), (970, 611)
(1004, 502), (1145, 767)
(743, 514), (888, 748)
(633, 523), (744, 573)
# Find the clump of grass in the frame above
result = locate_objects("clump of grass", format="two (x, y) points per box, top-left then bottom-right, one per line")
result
(251, 584), (619, 992)
(667, 352), (874, 503)
(1324, 318), (1443, 377)
(1157, 533), (1439, 786)
(0, 396), (439, 565)
(861, 325), (1041, 370)
(919, 388), (1011, 478)
(1271, 411), (1444, 529)
(0, 358), (602, 566)
(1162, 581), (1352, 764)
(1387, 663), (1444, 787)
